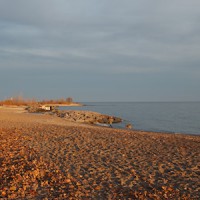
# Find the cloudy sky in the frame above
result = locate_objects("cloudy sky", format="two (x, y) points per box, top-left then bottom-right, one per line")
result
(0, 0), (200, 102)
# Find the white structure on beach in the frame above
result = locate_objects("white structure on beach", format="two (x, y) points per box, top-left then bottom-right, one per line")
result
(41, 105), (52, 111)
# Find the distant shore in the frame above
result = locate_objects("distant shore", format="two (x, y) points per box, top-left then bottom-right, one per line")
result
(0, 106), (199, 199)
(43, 102), (83, 107)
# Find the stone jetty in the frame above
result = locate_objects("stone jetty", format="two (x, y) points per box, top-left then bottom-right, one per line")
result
(54, 110), (122, 124)
(27, 106), (122, 125)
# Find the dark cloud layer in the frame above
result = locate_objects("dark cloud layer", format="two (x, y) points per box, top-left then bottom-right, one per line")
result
(0, 0), (200, 101)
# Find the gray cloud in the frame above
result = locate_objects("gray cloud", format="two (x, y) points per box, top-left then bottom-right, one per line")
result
(0, 0), (200, 100)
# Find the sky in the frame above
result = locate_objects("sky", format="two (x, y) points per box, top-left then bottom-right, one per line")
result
(0, 0), (200, 102)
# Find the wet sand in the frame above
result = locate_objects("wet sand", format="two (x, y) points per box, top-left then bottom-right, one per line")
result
(0, 107), (199, 199)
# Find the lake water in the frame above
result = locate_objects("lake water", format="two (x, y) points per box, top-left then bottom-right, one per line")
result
(60, 102), (200, 135)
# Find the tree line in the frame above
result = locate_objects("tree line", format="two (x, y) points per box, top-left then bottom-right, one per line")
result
(0, 96), (74, 106)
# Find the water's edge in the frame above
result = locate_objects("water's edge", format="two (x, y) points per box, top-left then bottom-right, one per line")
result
(59, 102), (200, 135)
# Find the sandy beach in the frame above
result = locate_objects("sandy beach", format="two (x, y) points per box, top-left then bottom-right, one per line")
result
(43, 103), (83, 107)
(0, 107), (199, 199)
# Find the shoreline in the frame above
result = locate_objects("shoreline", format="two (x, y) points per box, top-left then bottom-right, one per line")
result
(1, 105), (199, 137)
(2, 105), (199, 136)
(128, 128), (200, 137)
(0, 107), (199, 199)
(43, 103), (83, 107)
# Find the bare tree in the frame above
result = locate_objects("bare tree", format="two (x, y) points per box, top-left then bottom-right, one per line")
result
(66, 97), (73, 103)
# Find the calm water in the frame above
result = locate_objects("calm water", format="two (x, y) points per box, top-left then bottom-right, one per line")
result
(60, 102), (200, 135)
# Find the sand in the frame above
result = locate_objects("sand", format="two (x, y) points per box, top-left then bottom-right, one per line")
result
(43, 103), (83, 107)
(0, 106), (199, 199)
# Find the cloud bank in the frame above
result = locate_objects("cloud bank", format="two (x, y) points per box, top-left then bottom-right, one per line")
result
(0, 0), (200, 101)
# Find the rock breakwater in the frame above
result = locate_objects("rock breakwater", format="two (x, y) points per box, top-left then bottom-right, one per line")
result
(27, 106), (122, 125)
(54, 110), (122, 124)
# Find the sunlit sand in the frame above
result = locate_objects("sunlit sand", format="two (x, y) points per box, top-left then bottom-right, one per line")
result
(0, 107), (199, 199)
